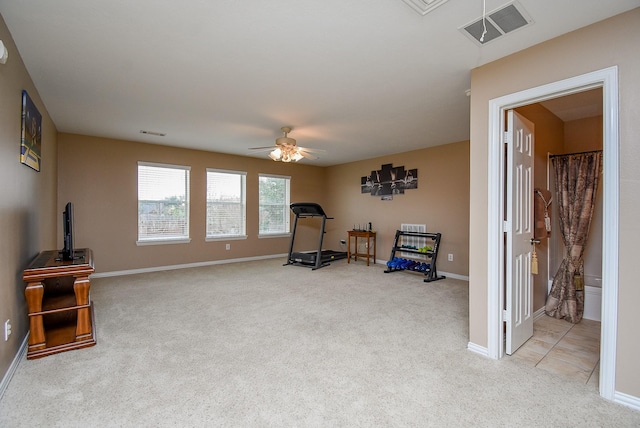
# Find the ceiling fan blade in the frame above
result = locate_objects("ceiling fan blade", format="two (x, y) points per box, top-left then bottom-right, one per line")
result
(297, 150), (319, 160)
(298, 146), (325, 154)
(249, 146), (277, 151)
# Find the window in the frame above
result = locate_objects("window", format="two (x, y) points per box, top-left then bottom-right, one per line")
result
(137, 162), (190, 244)
(258, 174), (291, 236)
(206, 169), (246, 239)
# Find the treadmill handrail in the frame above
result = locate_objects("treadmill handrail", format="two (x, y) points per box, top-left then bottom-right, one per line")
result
(290, 202), (329, 218)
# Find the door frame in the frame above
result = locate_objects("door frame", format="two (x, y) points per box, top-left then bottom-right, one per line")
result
(486, 66), (619, 401)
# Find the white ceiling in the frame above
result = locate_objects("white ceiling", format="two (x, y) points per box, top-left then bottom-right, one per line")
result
(1, 1), (636, 166)
(539, 88), (603, 122)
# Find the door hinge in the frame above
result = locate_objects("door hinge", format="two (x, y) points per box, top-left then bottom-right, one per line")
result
(502, 309), (509, 322)
(504, 131), (511, 145)
(503, 220), (510, 232)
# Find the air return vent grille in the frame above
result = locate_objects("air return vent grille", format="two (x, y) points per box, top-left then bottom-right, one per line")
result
(400, 224), (427, 259)
(460, 1), (533, 46)
(140, 130), (166, 137)
(401, 0), (451, 16)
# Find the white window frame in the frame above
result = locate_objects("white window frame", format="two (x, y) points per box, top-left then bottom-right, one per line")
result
(258, 174), (291, 238)
(206, 168), (247, 241)
(137, 161), (191, 245)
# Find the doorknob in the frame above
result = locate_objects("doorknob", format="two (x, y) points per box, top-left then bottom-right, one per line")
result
(530, 238), (541, 245)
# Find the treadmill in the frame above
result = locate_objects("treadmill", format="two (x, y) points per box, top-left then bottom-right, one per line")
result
(285, 202), (347, 270)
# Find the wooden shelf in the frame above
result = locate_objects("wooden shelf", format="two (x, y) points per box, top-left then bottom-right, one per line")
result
(41, 294), (79, 312)
(23, 248), (96, 359)
(43, 317), (78, 348)
(27, 303), (96, 359)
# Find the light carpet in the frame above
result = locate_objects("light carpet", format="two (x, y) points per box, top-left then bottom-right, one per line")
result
(1, 258), (638, 427)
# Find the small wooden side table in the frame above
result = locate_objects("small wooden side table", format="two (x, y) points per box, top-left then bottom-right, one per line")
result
(23, 248), (96, 359)
(347, 230), (376, 266)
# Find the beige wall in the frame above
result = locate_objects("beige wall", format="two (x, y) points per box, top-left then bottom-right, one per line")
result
(58, 133), (327, 273)
(58, 134), (470, 278)
(0, 16), (57, 380)
(565, 115), (603, 153)
(325, 141), (470, 277)
(469, 8), (640, 397)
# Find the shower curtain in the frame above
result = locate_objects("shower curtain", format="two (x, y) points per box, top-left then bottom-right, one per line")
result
(545, 151), (602, 324)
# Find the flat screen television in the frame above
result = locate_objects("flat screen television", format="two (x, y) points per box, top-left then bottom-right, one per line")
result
(61, 202), (75, 261)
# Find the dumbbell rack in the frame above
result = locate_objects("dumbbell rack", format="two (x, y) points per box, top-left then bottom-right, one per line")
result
(384, 230), (445, 282)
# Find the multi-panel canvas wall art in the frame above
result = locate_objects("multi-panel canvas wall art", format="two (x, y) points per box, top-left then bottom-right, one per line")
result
(361, 163), (417, 200)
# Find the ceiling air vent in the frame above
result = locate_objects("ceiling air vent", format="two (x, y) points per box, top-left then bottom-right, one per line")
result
(140, 130), (166, 137)
(460, 1), (533, 46)
(401, 0), (451, 16)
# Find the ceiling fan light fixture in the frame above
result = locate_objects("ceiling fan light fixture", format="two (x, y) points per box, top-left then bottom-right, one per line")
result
(270, 145), (304, 162)
(269, 148), (282, 161)
(251, 126), (320, 162)
(269, 127), (304, 162)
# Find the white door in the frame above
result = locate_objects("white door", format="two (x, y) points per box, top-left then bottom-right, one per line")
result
(505, 110), (535, 355)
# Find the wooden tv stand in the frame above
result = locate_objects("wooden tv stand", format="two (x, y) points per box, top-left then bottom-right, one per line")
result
(23, 248), (96, 359)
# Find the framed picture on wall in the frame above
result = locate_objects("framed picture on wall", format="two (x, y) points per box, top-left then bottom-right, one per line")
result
(361, 163), (418, 199)
(20, 90), (42, 172)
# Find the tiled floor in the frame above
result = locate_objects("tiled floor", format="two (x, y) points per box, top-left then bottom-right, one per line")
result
(510, 315), (601, 387)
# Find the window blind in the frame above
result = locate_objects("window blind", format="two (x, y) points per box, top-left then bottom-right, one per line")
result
(206, 169), (246, 238)
(258, 174), (291, 235)
(138, 162), (190, 242)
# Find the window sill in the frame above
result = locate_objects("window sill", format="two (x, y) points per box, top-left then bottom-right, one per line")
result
(206, 235), (248, 242)
(258, 233), (291, 239)
(136, 238), (191, 246)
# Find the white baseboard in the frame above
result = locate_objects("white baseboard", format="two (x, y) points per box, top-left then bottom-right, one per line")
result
(614, 390), (640, 412)
(96, 255), (472, 282)
(92, 253), (289, 278)
(467, 342), (489, 357)
(375, 259), (469, 281)
(0, 333), (28, 401)
(534, 306), (546, 320)
(439, 271), (469, 281)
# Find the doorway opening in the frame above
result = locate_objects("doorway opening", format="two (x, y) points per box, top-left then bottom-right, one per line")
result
(508, 92), (603, 385)
(486, 66), (619, 401)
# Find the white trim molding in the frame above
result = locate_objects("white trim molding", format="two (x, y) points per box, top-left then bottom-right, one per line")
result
(613, 391), (640, 413)
(0, 334), (28, 400)
(533, 306), (546, 320)
(438, 271), (469, 281)
(92, 253), (288, 278)
(467, 342), (489, 357)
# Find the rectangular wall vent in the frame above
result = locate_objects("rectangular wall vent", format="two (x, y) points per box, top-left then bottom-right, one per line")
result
(140, 130), (166, 137)
(460, 1), (533, 46)
(401, 0), (451, 16)
(400, 224), (427, 259)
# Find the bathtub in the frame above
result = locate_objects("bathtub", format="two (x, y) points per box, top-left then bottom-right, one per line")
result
(583, 274), (602, 321)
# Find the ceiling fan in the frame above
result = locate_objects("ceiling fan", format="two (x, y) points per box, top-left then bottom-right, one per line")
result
(250, 127), (324, 162)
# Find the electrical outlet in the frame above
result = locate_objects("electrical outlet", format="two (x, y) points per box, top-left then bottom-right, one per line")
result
(225, 244), (231, 250)
(4, 319), (11, 341)
(448, 253), (454, 262)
